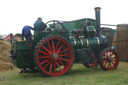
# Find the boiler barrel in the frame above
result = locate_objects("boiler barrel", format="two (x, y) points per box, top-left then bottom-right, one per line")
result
(70, 37), (108, 51)
(71, 37), (99, 50)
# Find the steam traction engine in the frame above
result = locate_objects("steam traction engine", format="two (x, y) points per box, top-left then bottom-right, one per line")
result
(10, 7), (119, 76)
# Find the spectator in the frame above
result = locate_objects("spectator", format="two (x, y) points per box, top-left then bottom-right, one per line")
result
(34, 17), (47, 33)
(21, 25), (34, 45)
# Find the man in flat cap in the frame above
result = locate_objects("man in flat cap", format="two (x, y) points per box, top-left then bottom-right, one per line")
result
(33, 17), (47, 33)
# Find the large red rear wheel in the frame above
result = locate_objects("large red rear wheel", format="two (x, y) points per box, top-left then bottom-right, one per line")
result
(99, 48), (119, 70)
(34, 36), (74, 76)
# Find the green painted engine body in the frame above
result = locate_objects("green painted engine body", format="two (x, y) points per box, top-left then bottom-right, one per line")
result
(10, 18), (108, 69)
(11, 42), (34, 68)
(62, 18), (96, 31)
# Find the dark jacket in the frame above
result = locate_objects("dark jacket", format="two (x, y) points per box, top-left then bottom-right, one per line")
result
(34, 21), (47, 32)
(21, 26), (34, 40)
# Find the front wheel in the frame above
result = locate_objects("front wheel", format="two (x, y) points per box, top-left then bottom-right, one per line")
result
(98, 48), (119, 70)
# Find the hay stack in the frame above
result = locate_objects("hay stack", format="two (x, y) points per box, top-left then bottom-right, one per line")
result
(0, 40), (15, 71)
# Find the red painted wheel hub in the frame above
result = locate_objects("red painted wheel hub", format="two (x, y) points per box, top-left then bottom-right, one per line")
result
(101, 49), (119, 70)
(36, 37), (73, 76)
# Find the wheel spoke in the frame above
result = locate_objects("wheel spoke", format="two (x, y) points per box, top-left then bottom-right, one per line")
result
(112, 60), (115, 64)
(110, 52), (113, 56)
(111, 54), (116, 58)
(55, 40), (61, 50)
(56, 61), (62, 71)
(59, 53), (70, 57)
(39, 56), (49, 59)
(39, 50), (47, 55)
(110, 62), (114, 67)
(108, 62), (112, 69)
(112, 61), (115, 65)
(111, 56), (115, 60)
(104, 62), (107, 67)
(48, 40), (52, 51)
(49, 63), (53, 73)
(54, 62), (56, 72)
(104, 52), (109, 58)
(112, 58), (116, 61)
(57, 44), (64, 53)
(102, 56), (109, 61)
(52, 40), (55, 52)
(44, 60), (52, 69)
(58, 59), (65, 67)
(59, 48), (69, 54)
(106, 63), (109, 68)
(59, 57), (70, 62)
(41, 45), (50, 53)
(102, 60), (107, 64)
(40, 59), (49, 65)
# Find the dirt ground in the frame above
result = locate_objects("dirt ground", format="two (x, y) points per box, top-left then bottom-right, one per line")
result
(0, 40), (16, 71)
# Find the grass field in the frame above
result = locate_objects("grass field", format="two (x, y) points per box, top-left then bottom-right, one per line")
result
(0, 61), (128, 85)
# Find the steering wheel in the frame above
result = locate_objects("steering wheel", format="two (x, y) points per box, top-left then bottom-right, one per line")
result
(46, 20), (65, 31)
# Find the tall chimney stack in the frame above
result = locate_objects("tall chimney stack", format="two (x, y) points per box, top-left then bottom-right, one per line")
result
(94, 7), (101, 37)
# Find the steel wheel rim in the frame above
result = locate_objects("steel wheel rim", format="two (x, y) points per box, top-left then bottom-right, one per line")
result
(37, 37), (73, 76)
(101, 49), (119, 70)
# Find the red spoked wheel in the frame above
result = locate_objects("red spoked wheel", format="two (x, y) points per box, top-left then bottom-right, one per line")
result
(84, 55), (99, 68)
(99, 48), (119, 70)
(34, 36), (74, 76)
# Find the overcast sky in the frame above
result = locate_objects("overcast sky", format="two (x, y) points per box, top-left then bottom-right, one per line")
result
(0, 0), (128, 35)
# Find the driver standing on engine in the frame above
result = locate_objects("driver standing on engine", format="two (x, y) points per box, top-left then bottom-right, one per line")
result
(33, 17), (47, 33)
